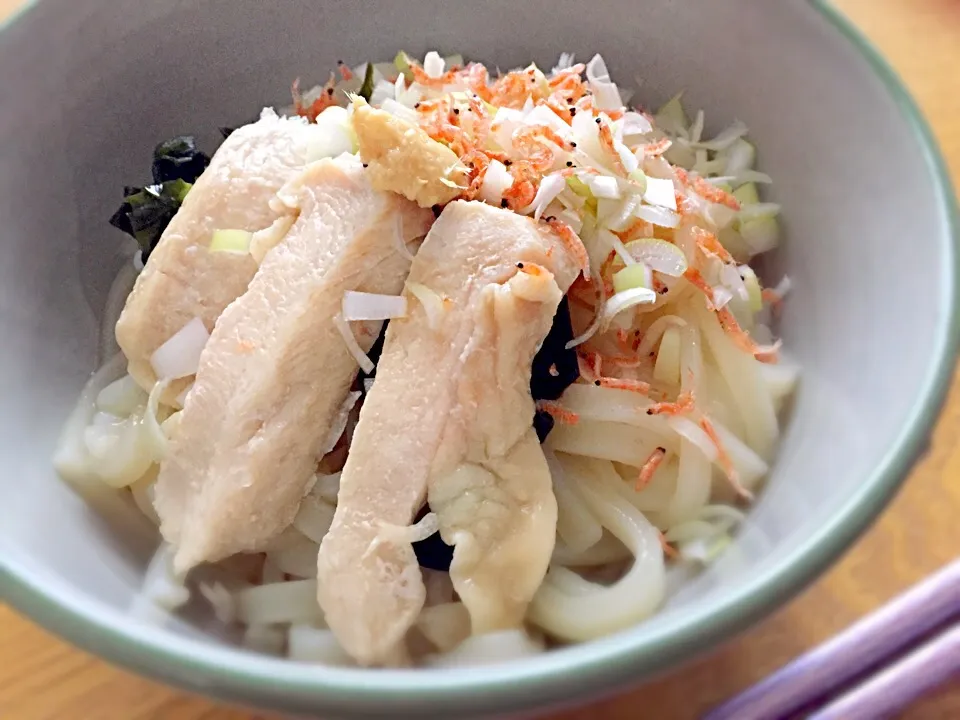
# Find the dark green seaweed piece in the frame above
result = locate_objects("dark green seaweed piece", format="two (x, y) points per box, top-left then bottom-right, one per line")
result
(151, 136), (210, 184)
(109, 179), (193, 260)
(531, 298), (578, 403)
(412, 506), (454, 571)
(358, 62), (376, 102)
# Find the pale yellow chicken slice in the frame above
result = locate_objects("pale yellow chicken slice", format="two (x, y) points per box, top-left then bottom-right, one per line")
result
(316, 200), (578, 665)
(426, 272), (564, 634)
(116, 109), (337, 393)
(154, 155), (433, 574)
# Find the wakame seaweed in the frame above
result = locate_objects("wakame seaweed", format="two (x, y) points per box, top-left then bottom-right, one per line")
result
(110, 135), (209, 261)
(151, 136), (210, 184)
(412, 506), (454, 572)
(109, 180), (193, 260)
(358, 63), (376, 102)
(530, 297), (579, 442)
(533, 410), (556, 443)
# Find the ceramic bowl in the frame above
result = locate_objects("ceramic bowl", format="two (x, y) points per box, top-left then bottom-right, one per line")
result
(1, 1), (957, 717)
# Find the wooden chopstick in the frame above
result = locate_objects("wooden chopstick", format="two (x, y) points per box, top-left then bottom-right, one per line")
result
(704, 559), (960, 720)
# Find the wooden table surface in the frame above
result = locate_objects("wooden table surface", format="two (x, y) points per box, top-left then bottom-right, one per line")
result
(3, 0), (960, 718)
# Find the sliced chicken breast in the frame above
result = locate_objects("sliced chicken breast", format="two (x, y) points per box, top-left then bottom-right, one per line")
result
(116, 108), (336, 393)
(317, 200), (578, 665)
(155, 155), (433, 574)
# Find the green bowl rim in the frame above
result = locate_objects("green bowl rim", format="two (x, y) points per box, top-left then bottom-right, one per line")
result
(2, 1), (958, 716)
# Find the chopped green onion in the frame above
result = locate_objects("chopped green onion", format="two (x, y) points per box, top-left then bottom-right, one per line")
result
(612, 263), (653, 293)
(733, 182), (760, 206)
(566, 175), (592, 198)
(739, 265), (763, 312)
(680, 533), (732, 564)
(601, 287), (657, 328)
(722, 138), (756, 176)
(623, 237), (689, 277)
(664, 142), (697, 171)
(628, 168), (648, 193)
(394, 51), (415, 82)
(598, 195), (640, 232)
(566, 175), (599, 215)
(654, 93), (688, 135)
(533, 66), (551, 97)
(654, 327), (681, 386)
(209, 229), (252, 254)
(740, 216), (780, 254)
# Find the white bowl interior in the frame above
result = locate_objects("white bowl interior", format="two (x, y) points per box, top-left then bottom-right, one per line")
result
(0, 0), (954, 716)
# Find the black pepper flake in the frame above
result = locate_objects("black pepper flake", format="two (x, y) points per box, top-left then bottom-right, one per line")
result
(646, 409), (654, 415)
(566, 97), (574, 103)
(501, 198), (509, 208)
(570, 141), (577, 147)
(362, 163), (368, 168)
(594, 380), (601, 386)
(657, 446), (666, 453)
(431, 204), (442, 218)
(545, 215), (556, 222)
(566, 161), (573, 167)
(517, 262), (524, 269)
(504, 159), (513, 166)
(453, 108), (460, 115)
(595, 117), (602, 124)
(414, 102), (421, 109)
(569, 108), (577, 116)
(659, 286), (669, 295)
(336, 59), (344, 65)
(326, 88), (334, 95)
(649, 351), (656, 357)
